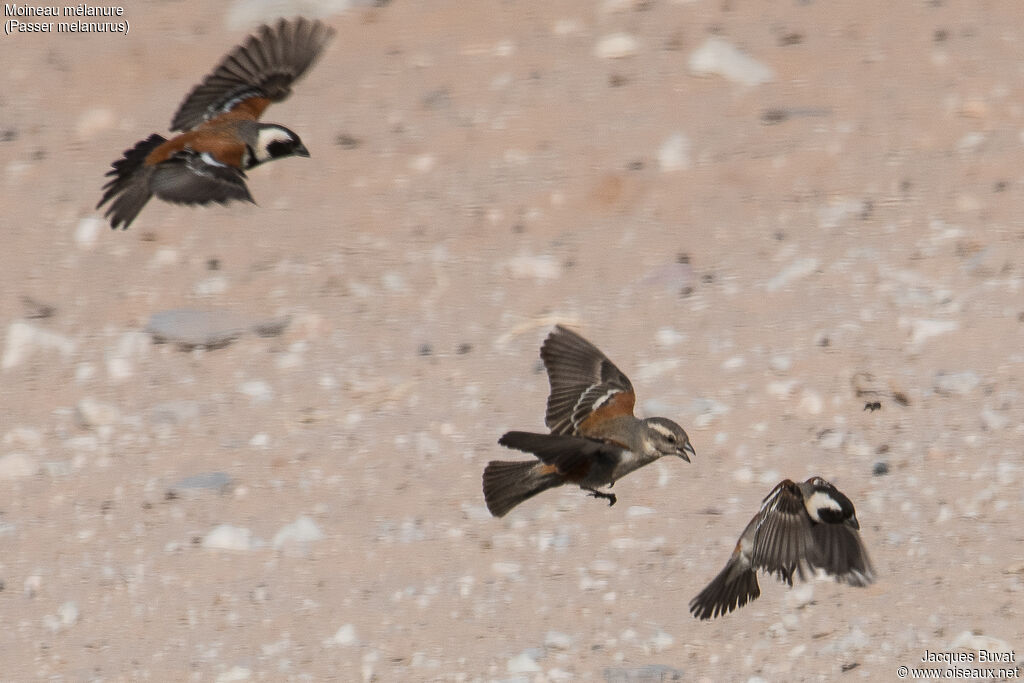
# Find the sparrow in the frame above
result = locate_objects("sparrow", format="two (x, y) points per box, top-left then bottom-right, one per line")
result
(97, 17), (334, 229)
(483, 324), (695, 517)
(689, 476), (874, 620)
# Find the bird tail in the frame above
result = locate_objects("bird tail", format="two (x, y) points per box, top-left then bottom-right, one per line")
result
(482, 460), (561, 518)
(689, 562), (761, 620)
(97, 133), (166, 229)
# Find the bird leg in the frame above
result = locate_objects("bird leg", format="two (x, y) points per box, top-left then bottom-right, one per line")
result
(583, 488), (617, 506)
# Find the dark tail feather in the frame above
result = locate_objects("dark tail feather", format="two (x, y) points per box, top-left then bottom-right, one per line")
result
(482, 460), (561, 518)
(689, 562), (760, 620)
(98, 133), (166, 229)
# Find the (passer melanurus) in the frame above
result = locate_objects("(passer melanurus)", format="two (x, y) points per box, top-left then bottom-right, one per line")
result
(483, 325), (695, 517)
(98, 17), (334, 229)
(690, 476), (874, 620)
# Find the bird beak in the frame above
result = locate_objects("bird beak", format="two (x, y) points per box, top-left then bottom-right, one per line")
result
(679, 441), (695, 463)
(295, 143), (310, 158)
(848, 514), (860, 530)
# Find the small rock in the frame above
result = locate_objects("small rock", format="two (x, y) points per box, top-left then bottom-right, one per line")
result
(76, 398), (120, 429)
(507, 651), (542, 674)
(0, 452), (38, 479)
(934, 371), (980, 396)
(594, 33), (639, 59)
(75, 107), (114, 140)
(105, 331), (150, 381)
(818, 430), (845, 450)
(330, 623), (358, 647)
(950, 631), (1012, 653)
(646, 630), (674, 653)
(980, 408), (1009, 431)
(766, 258), (818, 292)
(906, 318), (959, 346)
(3, 427), (42, 450)
(657, 132), (691, 172)
(605, 665), (685, 682)
(272, 516), (325, 550)
(545, 631), (573, 651)
(202, 525), (254, 551)
(2, 321), (76, 370)
(688, 37), (775, 86)
(506, 254), (562, 280)
(58, 601), (79, 627)
(74, 217), (104, 249)
(239, 380), (274, 404)
(168, 472), (232, 497)
(215, 666), (252, 683)
(798, 389), (823, 415)
(872, 462), (889, 476)
(786, 583), (815, 609)
(150, 400), (201, 426)
(492, 562), (521, 578)
(146, 309), (245, 350)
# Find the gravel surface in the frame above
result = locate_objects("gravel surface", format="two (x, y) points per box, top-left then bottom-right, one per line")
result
(2, 1), (1023, 680)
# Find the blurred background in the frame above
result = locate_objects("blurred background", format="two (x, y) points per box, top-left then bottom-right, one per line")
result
(1, 0), (1023, 679)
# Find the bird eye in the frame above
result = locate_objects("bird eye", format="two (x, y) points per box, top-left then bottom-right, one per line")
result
(666, 434), (676, 443)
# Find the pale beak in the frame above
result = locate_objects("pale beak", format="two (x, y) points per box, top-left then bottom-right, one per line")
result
(294, 143), (310, 158)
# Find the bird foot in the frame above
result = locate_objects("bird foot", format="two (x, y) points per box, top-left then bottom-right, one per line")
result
(584, 489), (617, 506)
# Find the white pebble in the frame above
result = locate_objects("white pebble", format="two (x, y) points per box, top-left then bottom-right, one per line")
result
(492, 562), (521, 577)
(507, 651), (542, 673)
(272, 516), (325, 550)
(906, 318), (959, 346)
(330, 623), (358, 646)
(74, 217), (104, 249)
(766, 258), (818, 292)
(688, 37), (775, 86)
(657, 132), (691, 172)
(798, 389), (823, 415)
(950, 630), (1012, 653)
(76, 398), (120, 428)
(545, 631), (573, 650)
(506, 254), (562, 280)
(818, 430), (844, 450)
(594, 33), (639, 59)
(202, 525), (254, 551)
(24, 575), (42, 598)
(3, 321), (76, 370)
(786, 583), (815, 609)
(934, 371), (979, 396)
(0, 452), (38, 479)
(75, 107), (114, 140)
(981, 408), (1009, 431)
(239, 380), (274, 403)
(215, 666), (252, 683)
(58, 601), (79, 627)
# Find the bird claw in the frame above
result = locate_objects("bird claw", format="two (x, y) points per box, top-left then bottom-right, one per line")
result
(585, 489), (617, 506)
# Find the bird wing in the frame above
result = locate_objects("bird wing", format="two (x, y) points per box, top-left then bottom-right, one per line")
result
(541, 325), (636, 436)
(751, 480), (814, 584)
(150, 149), (254, 206)
(171, 17), (334, 132)
(807, 522), (875, 586)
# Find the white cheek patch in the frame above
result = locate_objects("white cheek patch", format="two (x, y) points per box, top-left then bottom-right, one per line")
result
(255, 127), (291, 160)
(804, 489), (843, 523)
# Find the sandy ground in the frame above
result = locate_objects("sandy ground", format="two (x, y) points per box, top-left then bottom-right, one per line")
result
(2, 0), (1024, 680)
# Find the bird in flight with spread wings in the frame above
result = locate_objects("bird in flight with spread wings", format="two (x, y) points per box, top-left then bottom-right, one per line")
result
(483, 325), (695, 517)
(98, 17), (334, 229)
